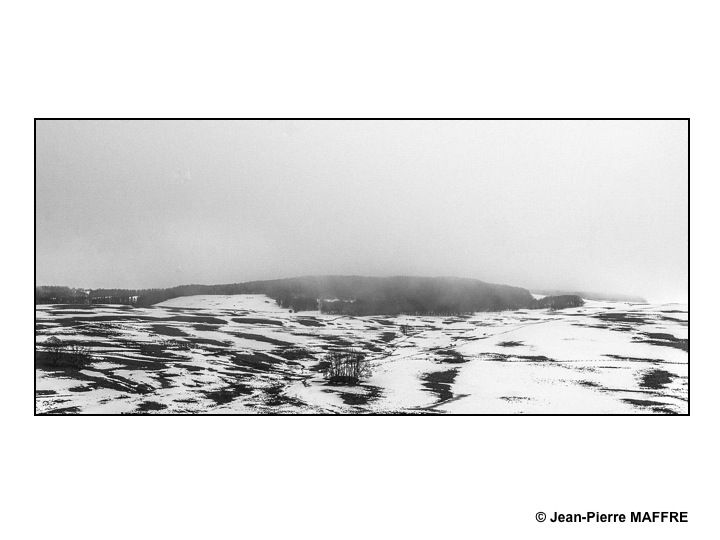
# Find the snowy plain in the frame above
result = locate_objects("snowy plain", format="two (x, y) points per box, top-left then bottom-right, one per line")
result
(35, 294), (688, 414)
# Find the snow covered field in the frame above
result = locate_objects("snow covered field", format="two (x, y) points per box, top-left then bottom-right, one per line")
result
(35, 294), (688, 414)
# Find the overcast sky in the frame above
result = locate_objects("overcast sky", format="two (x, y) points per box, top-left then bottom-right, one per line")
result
(36, 120), (688, 302)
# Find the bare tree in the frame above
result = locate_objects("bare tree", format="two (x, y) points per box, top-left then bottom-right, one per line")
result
(324, 349), (371, 385)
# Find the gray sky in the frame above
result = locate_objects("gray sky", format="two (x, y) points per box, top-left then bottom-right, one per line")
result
(36, 120), (688, 302)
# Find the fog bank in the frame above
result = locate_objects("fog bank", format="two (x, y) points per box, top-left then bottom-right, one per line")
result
(36, 120), (688, 302)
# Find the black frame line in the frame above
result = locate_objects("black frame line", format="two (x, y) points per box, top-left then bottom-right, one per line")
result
(33, 118), (690, 416)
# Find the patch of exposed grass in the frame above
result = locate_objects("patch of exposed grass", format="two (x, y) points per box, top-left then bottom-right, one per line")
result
(170, 315), (227, 325)
(151, 324), (188, 337)
(273, 347), (314, 362)
(596, 312), (649, 324)
(337, 385), (384, 406)
(42, 406), (82, 414)
(498, 340), (523, 347)
(435, 349), (467, 363)
(204, 383), (254, 405)
(229, 352), (280, 372)
(296, 318), (325, 327)
(639, 368), (674, 389)
(69, 385), (93, 392)
(635, 332), (688, 352)
(622, 398), (672, 410)
(231, 317), (284, 326)
(421, 369), (458, 402)
(229, 332), (292, 347)
(136, 401), (168, 413)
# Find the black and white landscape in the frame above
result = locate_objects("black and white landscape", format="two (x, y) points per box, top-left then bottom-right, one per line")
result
(35, 120), (689, 414)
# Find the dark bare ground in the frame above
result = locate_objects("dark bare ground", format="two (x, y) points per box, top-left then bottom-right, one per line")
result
(69, 385), (94, 392)
(337, 385), (384, 406)
(193, 323), (223, 331)
(296, 318), (325, 327)
(422, 369), (458, 402)
(442, 318), (463, 325)
(498, 340), (523, 347)
(604, 354), (666, 363)
(37, 360), (155, 394)
(326, 375), (361, 385)
(263, 383), (308, 408)
(47, 310), (98, 316)
(47, 304), (110, 310)
(137, 342), (184, 358)
(476, 352), (553, 362)
(35, 323), (58, 331)
(136, 401), (167, 413)
(60, 323), (121, 339)
(512, 354), (553, 362)
(152, 324), (188, 337)
(184, 365), (206, 372)
(361, 341), (385, 352)
(185, 337), (232, 348)
(573, 323), (611, 329)
(622, 398), (676, 413)
(272, 347), (315, 361)
(435, 349), (467, 363)
(42, 406), (82, 414)
(96, 339), (186, 364)
(596, 312), (649, 324)
(231, 317), (284, 326)
(635, 332), (688, 352)
(170, 315), (227, 325)
(639, 368), (674, 389)
(652, 407), (679, 414)
(228, 332), (292, 347)
(155, 372), (179, 389)
(204, 383), (254, 405)
(51, 315), (162, 325)
(47, 312), (228, 328)
(229, 352), (280, 372)
(659, 316), (688, 325)
(319, 335), (353, 347)
(93, 354), (168, 372)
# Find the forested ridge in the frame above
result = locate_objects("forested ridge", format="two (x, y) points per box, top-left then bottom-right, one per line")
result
(36, 276), (583, 315)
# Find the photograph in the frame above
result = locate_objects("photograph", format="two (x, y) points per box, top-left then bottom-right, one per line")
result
(9, 2), (714, 538)
(34, 119), (689, 415)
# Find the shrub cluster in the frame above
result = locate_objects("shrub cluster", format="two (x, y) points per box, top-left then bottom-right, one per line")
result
(43, 337), (91, 369)
(324, 349), (371, 385)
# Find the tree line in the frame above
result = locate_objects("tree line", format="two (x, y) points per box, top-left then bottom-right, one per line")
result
(36, 276), (583, 315)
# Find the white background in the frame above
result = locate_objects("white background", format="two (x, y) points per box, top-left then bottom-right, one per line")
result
(3, 1), (713, 538)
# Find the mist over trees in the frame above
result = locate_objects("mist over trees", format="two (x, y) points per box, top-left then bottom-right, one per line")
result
(533, 289), (647, 303)
(35, 275), (583, 315)
(535, 295), (584, 310)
